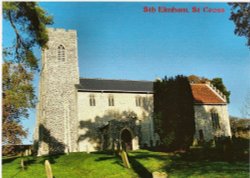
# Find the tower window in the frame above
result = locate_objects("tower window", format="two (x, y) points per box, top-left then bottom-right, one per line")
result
(108, 96), (114, 106)
(58, 45), (65, 61)
(89, 95), (96, 106)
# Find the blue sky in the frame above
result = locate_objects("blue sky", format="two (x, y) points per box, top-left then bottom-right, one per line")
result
(3, 2), (250, 144)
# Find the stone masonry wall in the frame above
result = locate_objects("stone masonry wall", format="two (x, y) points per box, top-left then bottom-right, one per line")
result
(194, 104), (232, 141)
(35, 28), (79, 155)
(77, 92), (155, 152)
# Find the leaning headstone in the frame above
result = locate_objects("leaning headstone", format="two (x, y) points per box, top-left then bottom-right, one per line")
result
(152, 171), (168, 178)
(45, 160), (53, 178)
(121, 150), (130, 168)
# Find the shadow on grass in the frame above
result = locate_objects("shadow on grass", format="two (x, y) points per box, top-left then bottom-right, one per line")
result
(91, 150), (115, 155)
(93, 152), (123, 167)
(2, 156), (36, 177)
(23, 157), (36, 170)
(95, 156), (114, 161)
(38, 153), (65, 164)
(129, 149), (249, 177)
(2, 156), (19, 164)
(130, 150), (178, 162)
(164, 160), (249, 177)
(95, 151), (152, 177)
(129, 156), (152, 178)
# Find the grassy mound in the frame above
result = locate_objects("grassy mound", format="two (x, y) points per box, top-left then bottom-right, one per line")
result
(2, 150), (249, 178)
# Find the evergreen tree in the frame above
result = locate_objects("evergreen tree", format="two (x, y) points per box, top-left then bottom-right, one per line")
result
(154, 75), (195, 151)
(2, 2), (53, 147)
(2, 62), (36, 145)
(3, 2), (53, 70)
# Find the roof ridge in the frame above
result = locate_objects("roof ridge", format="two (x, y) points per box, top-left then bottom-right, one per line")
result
(80, 77), (153, 82)
(190, 83), (207, 85)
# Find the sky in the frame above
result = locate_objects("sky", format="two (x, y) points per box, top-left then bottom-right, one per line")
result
(3, 2), (250, 144)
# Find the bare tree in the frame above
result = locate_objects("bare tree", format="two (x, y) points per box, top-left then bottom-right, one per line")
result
(240, 89), (250, 118)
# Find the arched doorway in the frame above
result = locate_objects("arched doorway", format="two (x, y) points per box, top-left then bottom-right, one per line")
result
(121, 129), (132, 151)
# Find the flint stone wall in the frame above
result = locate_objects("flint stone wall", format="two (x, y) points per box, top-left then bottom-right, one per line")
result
(35, 28), (79, 155)
(194, 104), (232, 141)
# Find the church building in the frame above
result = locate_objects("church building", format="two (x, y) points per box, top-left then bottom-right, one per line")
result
(34, 28), (231, 155)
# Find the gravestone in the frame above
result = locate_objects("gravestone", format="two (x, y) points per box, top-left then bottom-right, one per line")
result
(152, 171), (168, 178)
(121, 150), (130, 168)
(45, 160), (53, 178)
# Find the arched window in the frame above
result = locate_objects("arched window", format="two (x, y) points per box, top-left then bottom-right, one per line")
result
(58, 45), (65, 61)
(210, 109), (220, 130)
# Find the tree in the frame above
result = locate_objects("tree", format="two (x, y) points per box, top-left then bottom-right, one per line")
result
(210, 78), (231, 103)
(230, 116), (250, 131)
(240, 90), (250, 118)
(2, 62), (36, 145)
(3, 2), (53, 70)
(228, 3), (250, 48)
(230, 116), (250, 139)
(2, 2), (53, 147)
(154, 75), (195, 151)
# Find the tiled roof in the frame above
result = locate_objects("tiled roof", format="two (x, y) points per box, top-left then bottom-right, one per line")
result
(191, 84), (226, 104)
(77, 78), (226, 104)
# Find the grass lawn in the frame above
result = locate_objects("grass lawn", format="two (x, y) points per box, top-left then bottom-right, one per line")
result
(2, 150), (249, 178)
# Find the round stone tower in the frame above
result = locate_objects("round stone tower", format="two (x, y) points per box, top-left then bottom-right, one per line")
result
(34, 28), (79, 155)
